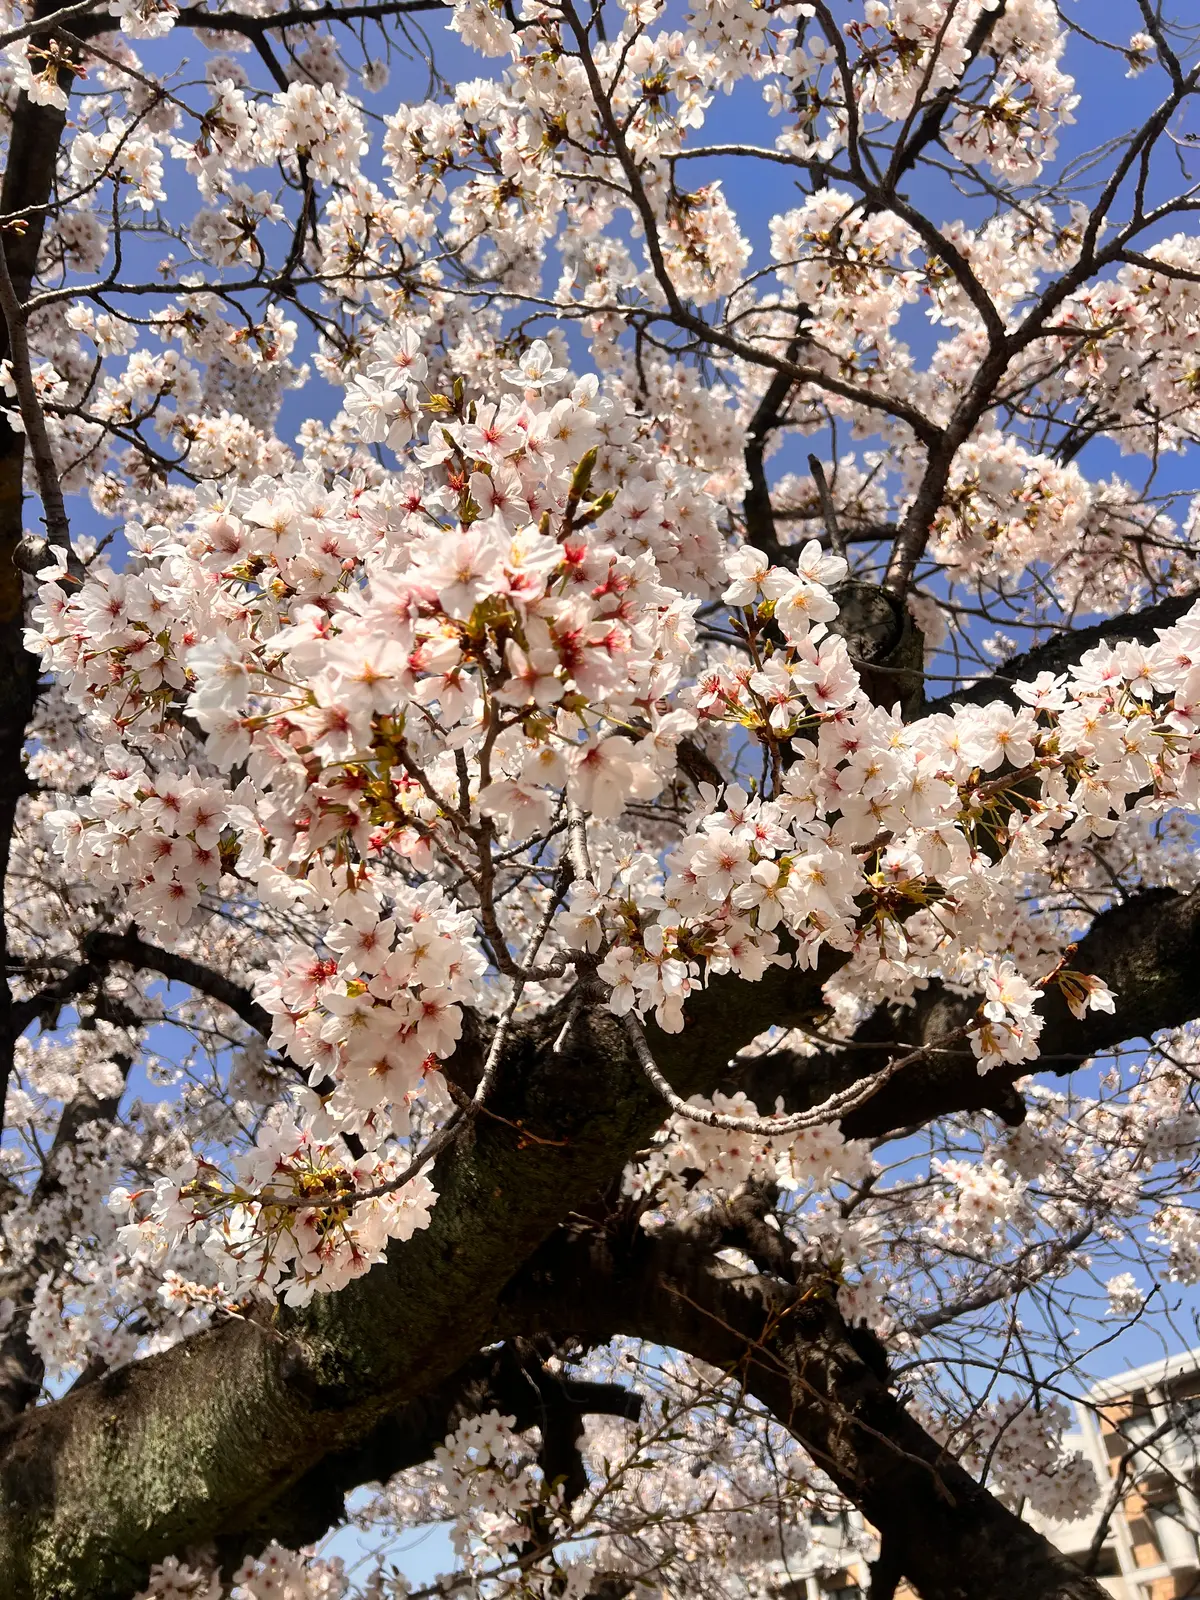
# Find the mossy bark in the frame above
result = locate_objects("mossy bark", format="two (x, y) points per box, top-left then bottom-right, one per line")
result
(0, 957), (837, 1598)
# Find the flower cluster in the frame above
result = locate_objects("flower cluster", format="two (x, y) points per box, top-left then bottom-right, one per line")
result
(626, 1089), (872, 1212)
(972, 1397), (1100, 1523)
(435, 1411), (544, 1560)
(133, 1546), (345, 1600)
(114, 1115), (437, 1305)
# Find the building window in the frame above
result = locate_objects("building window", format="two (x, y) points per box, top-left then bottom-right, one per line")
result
(1114, 1397), (1158, 1450)
(821, 1580), (864, 1600)
(1149, 1499), (1199, 1572)
(1069, 1548), (1121, 1578)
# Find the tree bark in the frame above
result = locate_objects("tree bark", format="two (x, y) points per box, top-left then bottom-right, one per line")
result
(0, 6), (73, 1136)
(209, 1340), (639, 1570)
(0, 1), (1190, 1596)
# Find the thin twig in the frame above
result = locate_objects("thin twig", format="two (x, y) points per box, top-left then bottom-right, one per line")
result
(567, 802), (954, 1136)
(807, 455), (848, 560)
(0, 0), (105, 49)
(620, 1006), (967, 1137)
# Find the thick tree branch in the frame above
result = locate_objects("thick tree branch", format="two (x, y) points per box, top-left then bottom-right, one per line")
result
(79, 928), (272, 1038)
(499, 1219), (1108, 1600)
(0, 220), (81, 584)
(213, 1340), (639, 1567)
(10, 959), (102, 1037)
(0, 1052), (133, 1427)
(5, 862), (1199, 1593)
(742, 332), (805, 562)
(730, 884), (1200, 1138)
(0, 950), (841, 1599)
(0, 0), (79, 1143)
(926, 588), (1200, 713)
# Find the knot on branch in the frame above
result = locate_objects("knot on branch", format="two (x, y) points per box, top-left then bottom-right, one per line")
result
(12, 536), (48, 576)
(831, 581), (924, 717)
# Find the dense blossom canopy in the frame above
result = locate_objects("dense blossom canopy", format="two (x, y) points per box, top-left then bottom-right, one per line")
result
(2, 2), (1200, 1599)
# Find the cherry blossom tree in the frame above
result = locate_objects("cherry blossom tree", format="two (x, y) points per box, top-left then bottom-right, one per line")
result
(3, 2), (1200, 1598)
